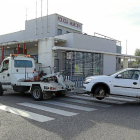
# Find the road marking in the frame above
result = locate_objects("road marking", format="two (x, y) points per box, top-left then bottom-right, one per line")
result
(56, 98), (112, 108)
(79, 94), (136, 102)
(69, 95), (126, 104)
(106, 96), (136, 102)
(40, 101), (96, 111)
(18, 102), (78, 116)
(0, 105), (54, 122)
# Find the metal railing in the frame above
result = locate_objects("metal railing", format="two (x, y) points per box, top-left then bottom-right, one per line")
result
(65, 76), (85, 87)
(94, 32), (121, 46)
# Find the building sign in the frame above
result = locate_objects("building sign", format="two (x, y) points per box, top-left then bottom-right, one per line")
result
(57, 16), (82, 31)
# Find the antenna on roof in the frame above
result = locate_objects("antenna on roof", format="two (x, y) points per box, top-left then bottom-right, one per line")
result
(47, 0), (49, 33)
(35, 1), (38, 35)
(26, 8), (27, 21)
(41, 0), (43, 34)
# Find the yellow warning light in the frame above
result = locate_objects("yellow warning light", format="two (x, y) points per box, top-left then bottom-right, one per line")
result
(10, 54), (31, 57)
(10, 54), (18, 57)
(26, 55), (30, 57)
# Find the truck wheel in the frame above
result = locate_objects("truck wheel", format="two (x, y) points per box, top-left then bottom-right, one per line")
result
(94, 86), (105, 100)
(55, 91), (66, 97)
(96, 97), (105, 100)
(0, 83), (3, 96)
(32, 86), (43, 101)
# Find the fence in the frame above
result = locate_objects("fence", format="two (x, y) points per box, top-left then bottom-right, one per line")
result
(65, 76), (85, 87)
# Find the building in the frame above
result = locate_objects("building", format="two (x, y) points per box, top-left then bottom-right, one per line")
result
(0, 13), (137, 80)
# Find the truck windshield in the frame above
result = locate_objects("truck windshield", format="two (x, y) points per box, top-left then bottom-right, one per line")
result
(14, 60), (32, 68)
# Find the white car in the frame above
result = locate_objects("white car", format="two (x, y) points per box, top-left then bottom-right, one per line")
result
(83, 68), (140, 100)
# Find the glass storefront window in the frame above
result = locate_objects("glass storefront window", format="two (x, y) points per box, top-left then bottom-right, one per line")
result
(65, 52), (73, 75)
(85, 53), (93, 77)
(75, 52), (83, 76)
(93, 53), (103, 75)
(56, 51), (103, 77)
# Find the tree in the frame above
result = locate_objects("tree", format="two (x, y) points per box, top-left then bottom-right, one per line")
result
(135, 48), (140, 65)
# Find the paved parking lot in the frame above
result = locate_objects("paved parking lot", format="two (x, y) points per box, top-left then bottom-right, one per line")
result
(0, 90), (140, 140)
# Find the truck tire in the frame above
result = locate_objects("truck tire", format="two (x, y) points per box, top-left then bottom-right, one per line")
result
(0, 82), (3, 96)
(32, 86), (43, 101)
(94, 86), (105, 100)
(55, 91), (66, 97)
(96, 97), (105, 100)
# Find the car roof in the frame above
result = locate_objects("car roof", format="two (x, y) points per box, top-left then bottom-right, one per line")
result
(124, 68), (140, 71)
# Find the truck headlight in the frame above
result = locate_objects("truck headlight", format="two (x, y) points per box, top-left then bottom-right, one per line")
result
(84, 78), (92, 84)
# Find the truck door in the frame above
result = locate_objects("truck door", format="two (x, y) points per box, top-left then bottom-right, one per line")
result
(111, 70), (140, 96)
(0, 59), (11, 89)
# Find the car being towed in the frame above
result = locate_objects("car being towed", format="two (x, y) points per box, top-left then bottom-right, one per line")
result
(83, 68), (140, 100)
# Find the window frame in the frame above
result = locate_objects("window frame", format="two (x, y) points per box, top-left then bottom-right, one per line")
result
(0, 59), (9, 72)
(115, 70), (140, 80)
(57, 29), (62, 35)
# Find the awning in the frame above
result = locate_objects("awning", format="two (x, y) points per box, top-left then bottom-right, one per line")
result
(52, 46), (140, 59)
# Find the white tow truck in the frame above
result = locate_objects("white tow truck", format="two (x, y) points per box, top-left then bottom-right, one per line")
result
(83, 68), (140, 100)
(0, 54), (75, 100)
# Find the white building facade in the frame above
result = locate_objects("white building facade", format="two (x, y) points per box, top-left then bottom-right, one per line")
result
(0, 13), (122, 78)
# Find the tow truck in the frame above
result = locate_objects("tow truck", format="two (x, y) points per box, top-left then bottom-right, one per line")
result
(0, 54), (75, 100)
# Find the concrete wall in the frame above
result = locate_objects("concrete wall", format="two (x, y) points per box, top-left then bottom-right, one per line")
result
(0, 31), (25, 43)
(55, 33), (74, 47)
(27, 47), (38, 55)
(73, 34), (116, 53)
(25, 15), (56, 40)
(103, 54), (116, 75)
(56, 33), (117, 53)
(38, 38), (55, 74)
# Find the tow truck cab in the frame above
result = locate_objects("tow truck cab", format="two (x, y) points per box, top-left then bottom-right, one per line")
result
(0, 54), (35, 90)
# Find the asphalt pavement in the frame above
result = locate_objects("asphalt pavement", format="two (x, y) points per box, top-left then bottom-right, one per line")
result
(0, 90), (140, 140)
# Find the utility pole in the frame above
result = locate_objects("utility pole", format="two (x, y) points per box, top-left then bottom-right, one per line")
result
(126, 40), (127, 55)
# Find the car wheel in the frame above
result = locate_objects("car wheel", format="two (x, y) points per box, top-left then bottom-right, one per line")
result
(32, 86), (43, 101)
(94, 86), (105, 100)
(55, 91), (66, 97)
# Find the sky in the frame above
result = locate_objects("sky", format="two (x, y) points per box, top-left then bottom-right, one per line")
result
(0, 0), (140, 55)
